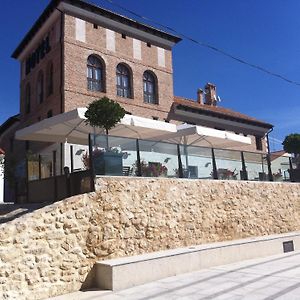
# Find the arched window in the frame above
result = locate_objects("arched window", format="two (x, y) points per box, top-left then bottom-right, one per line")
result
(143, 71), (157, 104)
(37, 71), (44, 104)
(46, 62), (53, 96)
(116, 64), (132, 98)
(87, 55), (104, 92)
(25, 83), (31, 114)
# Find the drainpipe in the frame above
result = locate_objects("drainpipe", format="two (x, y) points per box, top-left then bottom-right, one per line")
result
(265, 128), (274, 182)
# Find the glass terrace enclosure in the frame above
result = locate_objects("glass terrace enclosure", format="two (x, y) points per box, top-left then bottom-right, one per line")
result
(89, 134), (290, 182)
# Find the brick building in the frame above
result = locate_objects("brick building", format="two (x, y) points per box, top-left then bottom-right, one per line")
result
(0, 0), (273, 202)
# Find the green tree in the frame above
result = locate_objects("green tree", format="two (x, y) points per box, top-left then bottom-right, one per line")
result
(85, 97), (126, 148)
(282, 133), (300, 168)
(85, 97), (126, 135)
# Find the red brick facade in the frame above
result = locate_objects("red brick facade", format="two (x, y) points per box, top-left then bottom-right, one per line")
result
(2, 0), (273, 170)
(63, 15), (174, 120)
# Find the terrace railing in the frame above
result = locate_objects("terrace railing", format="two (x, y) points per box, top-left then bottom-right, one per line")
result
(24, 134), (294, 203)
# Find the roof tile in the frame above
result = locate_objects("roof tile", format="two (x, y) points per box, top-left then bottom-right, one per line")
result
(174, 96), (273, 128)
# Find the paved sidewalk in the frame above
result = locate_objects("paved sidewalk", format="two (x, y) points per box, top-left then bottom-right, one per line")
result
(49, 251), (300, 300)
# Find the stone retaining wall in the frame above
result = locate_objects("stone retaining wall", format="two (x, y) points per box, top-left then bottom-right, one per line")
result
(0, 178), (300, 299)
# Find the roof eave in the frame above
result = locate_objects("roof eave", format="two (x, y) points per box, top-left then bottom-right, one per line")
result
(0, 114), (21, 137)
(11, 0), (182, 59)
(175, 103), (273, 129)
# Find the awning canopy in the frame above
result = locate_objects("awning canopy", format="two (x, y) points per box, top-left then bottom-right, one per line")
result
(166, 123), (251, 148)
(15, 108), (251, 148)
(15, 108), (177, 145)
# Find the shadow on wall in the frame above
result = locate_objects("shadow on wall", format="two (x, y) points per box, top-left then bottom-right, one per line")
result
(81, 265), (97, 291)
(0, 203), (48, 224)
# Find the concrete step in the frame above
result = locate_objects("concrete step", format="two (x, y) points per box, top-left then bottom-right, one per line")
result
(94, 231), (300, 291)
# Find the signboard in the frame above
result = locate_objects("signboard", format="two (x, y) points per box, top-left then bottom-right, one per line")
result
(25, 35), (51, 75)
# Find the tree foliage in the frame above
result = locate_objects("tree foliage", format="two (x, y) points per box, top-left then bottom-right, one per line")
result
(282, 133), (300, 155)
(84, 97), (126, 135)
(283, 133), (300, 168)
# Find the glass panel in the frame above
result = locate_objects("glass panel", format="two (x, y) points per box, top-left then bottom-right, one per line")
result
(186, 146), (213, 179)
(139, 140), (178, 177)
(123, 76), (129, 88)
(27, 153), (53, 181)
(117, 87), (123, 97)
(27, 154), (39, 181)
(92, 135), (137, 176)
(271, 154), (291, 182)
(41, 154), (53, 178)
(117, 74), (121, 86)
(214, 149), (242, 180)
(95, 69), (101, 80)
(148, 94), (154, 103)
(244, 152), (266, 181)
(87, 66), (93, 78)
(124, 89), (129, 98)
(148, 82), (153, 93)
(87, 79), (92, 90)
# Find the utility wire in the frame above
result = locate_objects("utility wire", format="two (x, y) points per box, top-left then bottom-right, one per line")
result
(100, 0), (300, 87)
(269, 137), (283, 144)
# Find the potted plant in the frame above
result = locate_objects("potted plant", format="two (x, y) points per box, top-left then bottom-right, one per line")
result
(282, 133), (300, 182)
(133, 160), (168, 177)
(85, 97), (126, 175)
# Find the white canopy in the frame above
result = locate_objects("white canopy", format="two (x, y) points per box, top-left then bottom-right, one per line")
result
(164, 123), (251, 148)
(15, 108), (251, 148)
(15, 108), (177, 145)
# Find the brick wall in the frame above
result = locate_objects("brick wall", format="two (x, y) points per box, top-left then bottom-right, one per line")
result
(63, 15), (174, 120)
(20, 17), (62, 127)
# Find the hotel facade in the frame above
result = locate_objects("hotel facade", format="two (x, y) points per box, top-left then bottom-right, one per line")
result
(0, 0), (274, 202)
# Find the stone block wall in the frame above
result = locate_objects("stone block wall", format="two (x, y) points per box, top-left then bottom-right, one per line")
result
(0, 178), (299, 299)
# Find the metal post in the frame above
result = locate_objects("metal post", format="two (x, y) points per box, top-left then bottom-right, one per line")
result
(70, 145), (74, 173)
(177, 144), (183, 178)
(241, 151), (248, 180)
(266, 130), (273, 182)
(88, 133), (95, 192)
(38, 155), (42, 180)
(136, 139), (142, 177)
(211, 148), (218, 180)
(289, 157), (293, 171)
(53, 150), (57, 202)
(60, 143), (63, 175)
(289, 157), (294, 182)
(266, 154), (273, 182)
(25, 156), (29, 203)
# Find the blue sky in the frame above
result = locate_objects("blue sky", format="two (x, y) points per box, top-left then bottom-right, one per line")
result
(1, 0), (300, 150)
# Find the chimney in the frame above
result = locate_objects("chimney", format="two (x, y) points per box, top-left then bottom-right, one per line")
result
(197, 88), (204, 104)
(205, 83), (217, 106)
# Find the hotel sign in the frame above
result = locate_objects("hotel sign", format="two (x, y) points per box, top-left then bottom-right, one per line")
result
(25, 35), (51, 75)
